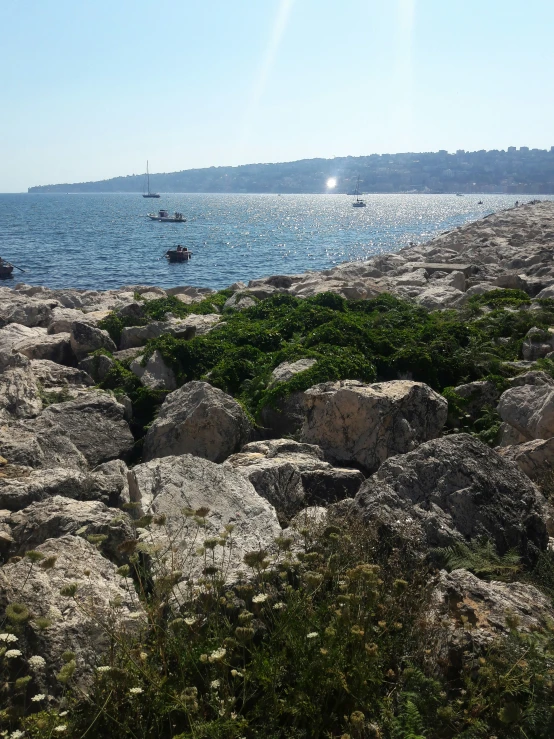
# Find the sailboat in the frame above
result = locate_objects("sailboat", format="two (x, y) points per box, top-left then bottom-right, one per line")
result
(352, 176), (366, 208)
(142, 161), (160, 198)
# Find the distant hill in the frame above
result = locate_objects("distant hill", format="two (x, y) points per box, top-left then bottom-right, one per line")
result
(28, 148), (554, 195)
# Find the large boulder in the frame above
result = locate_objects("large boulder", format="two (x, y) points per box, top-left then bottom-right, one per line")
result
(78, 353), (115, 382)
(128, 454), (282, 583)
(496, 437), (554, 483)
(301, 380), (448, 472)
(30, 359), (94, 389)
(0, 296), (60, 328)
(451, 380), (500, 420)
(143, 381), (252, 463)
(354, 434), (548, 562)
(260, 359), (317, 436)
(0, 419), (87, 470)
(119, 314), (219, 350)
(0, 351), (42, 420)
(521, 327), (554, 361)
(70, 320), (116, 360)
(0, 536), (144, 692)
(498, 383), (554, 441)
(3, 496), (134, 564)
(129, 350), (177, 391)
(41, 392), (135, 466)
(0, 465), (130, 511)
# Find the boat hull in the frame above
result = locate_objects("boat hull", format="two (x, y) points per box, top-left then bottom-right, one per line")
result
(166, 251), (191, 262)
(149, 216), (186, 222)
(143, 194), (161, 198)
(352, 202), (366, 208)
(0, 265), (14, 278)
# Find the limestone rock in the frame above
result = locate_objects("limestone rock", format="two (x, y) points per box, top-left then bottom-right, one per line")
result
(0, 297), (60, 328)
(41, 392), (135, 466)
(260, 359), (317, 436)
(498, 383), (554, 440)
(0, 419), (87, 470)
(4, 496), (134, 564)
(70, 320), (116, 360)
(522, 327), (554, 361)
(0, 351), (42, 420)
(509, 371), (554, 388)
(223, 293), (257, 311)
(354, 434), (547, 561)
(119, 314), (219, 350)
(452, 380), (500, 420)
(128, 454), (282, 583)
(30, 359), (94, 388)
(78, 353), (115, 382)
(0, 535), (144, 692)
(143, 381), (251, 463)
(47, 306), (92, 334)
(496, 437), (554, 483)
(302, 380), (447, 472)
(415, 285), (465, 310)
(130, 350), (177, 391)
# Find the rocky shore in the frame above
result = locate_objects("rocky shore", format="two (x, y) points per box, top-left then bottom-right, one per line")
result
(2, 201), (554, 734)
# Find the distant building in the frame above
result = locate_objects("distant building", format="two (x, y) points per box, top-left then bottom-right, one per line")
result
(508, 147), (517, 153)
(456, 149), (465, 155)
(519, 146), (530, 153)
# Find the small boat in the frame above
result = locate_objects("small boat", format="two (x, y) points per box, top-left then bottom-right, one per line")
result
(165, 246), (192, 262)
(148, 210), (186, 222)
(352, 176), (366, 208)
(478, 200), (483, 204)
(455, 193), (464, 196)
(0, 261), (14, 278)
(142, 161), (160, 198)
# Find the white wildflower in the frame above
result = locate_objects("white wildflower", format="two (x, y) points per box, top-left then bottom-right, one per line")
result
(210, 679), (220, 689)
(96, 665), (111, 673)
(306, 632), (319, 639)
(10, 731), (25, 739)
(273, 601), (286, 610)
(129, 686), (143, 694)
(5, 649), (22, 659)
(28, 655), (46, 670)
(140, 652), (148, 661)
(31, 694), (46, 702)
(59, 711), (68, 716)
(208, 647), (226, 663)
(54, 727), (67, 734)
(252, 593), (268, 604)
(184, 617), (197, 626)
(0, 633), (18, 643)
(231, 669), (243, 678)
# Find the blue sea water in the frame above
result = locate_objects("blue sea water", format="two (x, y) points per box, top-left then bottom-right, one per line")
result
(0, 193), (550, 291)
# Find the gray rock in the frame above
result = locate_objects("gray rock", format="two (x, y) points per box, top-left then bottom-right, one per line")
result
(452, 380), (499, 420)
(119, 314), (219, 350)
(269, 358), (317, 386)
(0, 351), (43, 420)
(70, 320), (116, 360)
(354, 434), (548, 561)
(78, 353), (115, 382)
(4, 495), (134, 564)
(223, 293), (257, 311)
(128, 454), (282, 583)
(300, 467), (365, 506)
(498, 383), (554, 440)
(0, 297), (60, 328)
(415, 285), (465, 309)
(0, 535), (144, 692)
(30, 359), (94, 388)
(41, 392), (135, 466)
(129, 350), (176, 391)
(47, 306), (91, 334)
(259, 359), (317, 436)
(496, 437), (554, 484)
(522, 327), (554, 361)
(143, 381), (251, 463)
(509, 371), (554, 388)
(302, 380), (448, 473)
(0, 419), (87, 470)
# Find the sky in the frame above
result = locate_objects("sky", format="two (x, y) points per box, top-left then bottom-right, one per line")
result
(1, 0), (554, 192)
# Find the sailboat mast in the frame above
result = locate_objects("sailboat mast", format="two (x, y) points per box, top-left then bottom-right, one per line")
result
(146, 160), (150, 195)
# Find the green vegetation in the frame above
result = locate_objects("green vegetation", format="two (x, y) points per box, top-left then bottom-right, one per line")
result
(4, 516), (554, 738)
(96, 289), (554, 444)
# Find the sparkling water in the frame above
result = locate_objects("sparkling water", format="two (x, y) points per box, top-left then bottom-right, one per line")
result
(0, 193), (548, 291)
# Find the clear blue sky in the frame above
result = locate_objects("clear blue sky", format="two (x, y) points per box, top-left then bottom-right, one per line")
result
(1, 0), (553, 192)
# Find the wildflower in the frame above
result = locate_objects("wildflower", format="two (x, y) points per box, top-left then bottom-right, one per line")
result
(273, 601), (286, 610)
(129, 687), (143, 694)
(54, 727), (67, 733)
(252, 593), (268, 604)
(208, 647), (226, 663)
(59, 711), (68, 717)
(10, 731), (25, 739)
(0, 633), (18, 643)
(184, 616), (197, 626)
(199, 654), (208, 663)
(96, 665), (111, 673)
(31, 694), (46, 702)
(140, 652), (148, 661)
(231, 669), (243, 678)
(28, 655), (46, 670)
(306, 632), (319, 639)
(210, 679), (220, 689)
(5, 603), (30, 623)
(5, 649), (22, 659)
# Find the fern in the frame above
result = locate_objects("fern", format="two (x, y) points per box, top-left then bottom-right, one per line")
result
(435, 539), (522, 581)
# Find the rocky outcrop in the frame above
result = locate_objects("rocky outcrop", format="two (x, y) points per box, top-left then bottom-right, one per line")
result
(128, 454), (282, 583)
(129, 350), (176, 391)
(70, 320), (117, 360)
(78, 353), (114, 382)
(452, 380), (500, 420)
(0, 419), (87, 470)
(498, 383), (554, 441)
(30, 359), (94, 389)
(0, 351), (42, 420)
(301, 380), (447, 472)
(143, 381), (251, 463)
(0, 536), (144, 692)
(119, 314), (219, 350)
(354, 434), (547, 561)
(522, 327), (554, 361)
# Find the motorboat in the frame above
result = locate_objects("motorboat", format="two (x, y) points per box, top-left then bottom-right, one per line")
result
(352, 176), (366, 208)
(0, 261), (14, 278)
(148, 210), (186, 222)
(142, 161), (160, 198)
(165, 246), (192, 262)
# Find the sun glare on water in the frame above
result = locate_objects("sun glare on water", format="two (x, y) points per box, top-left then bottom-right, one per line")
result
(326, 177), (337, 188)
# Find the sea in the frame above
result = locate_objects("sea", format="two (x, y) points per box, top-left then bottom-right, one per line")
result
(0, 193), (551, 292)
